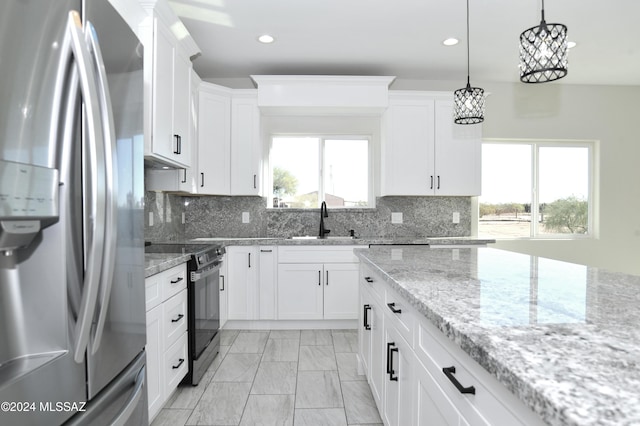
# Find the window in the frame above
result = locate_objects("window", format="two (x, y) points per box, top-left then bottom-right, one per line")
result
(479, 140), (594, 238)
(269, 136), (371, 208)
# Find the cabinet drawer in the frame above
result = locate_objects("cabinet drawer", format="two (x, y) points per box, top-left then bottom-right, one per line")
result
(384, 285), (415, 347)
(163, 332), (188, 396)
(415, 318), (543, 426)
(161, 263), (187, 301)
(163, 289), (188, 348)
(360, 265), (385, 303)
(278, 245), (366, 263)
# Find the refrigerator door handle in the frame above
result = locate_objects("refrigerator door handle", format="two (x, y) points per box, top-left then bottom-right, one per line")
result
(111, 365), (145, 426)
(84, 20), (119, 355)
(64, 11), (108, 364)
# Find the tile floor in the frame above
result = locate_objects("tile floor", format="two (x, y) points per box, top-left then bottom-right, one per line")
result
(151, 329), (382, 426)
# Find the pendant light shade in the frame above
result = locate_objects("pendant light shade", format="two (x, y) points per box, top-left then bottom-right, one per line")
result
(519, 0), (568, 83)
(454, 0), (484, 125)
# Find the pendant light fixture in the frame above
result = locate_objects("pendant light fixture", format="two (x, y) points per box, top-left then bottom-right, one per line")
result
(453, 0), (484, 125)
(519, 0), (568, 83)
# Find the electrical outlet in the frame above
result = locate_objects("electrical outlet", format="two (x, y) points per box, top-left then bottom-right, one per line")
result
(452, 212), (460, 224)
(452, 248), (460, 260)
(148, 212), (153, 226)
(391, 212), (403, 224)
(242, 212), (250, 223)
(182, 212), (185, 224)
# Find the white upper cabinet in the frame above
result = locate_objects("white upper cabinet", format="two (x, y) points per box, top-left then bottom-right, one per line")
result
(139, 0), (200, 168)
(198, 83), (231, 195)
(381, 91), (481, 196)
(230, 91), (262, 195)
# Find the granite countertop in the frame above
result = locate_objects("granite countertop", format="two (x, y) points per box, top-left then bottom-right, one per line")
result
(354, 245), (640, 426)
(144, 236), (494, 277)
(144, 253), (191, 277)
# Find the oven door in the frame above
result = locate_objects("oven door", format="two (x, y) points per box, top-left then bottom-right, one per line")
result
(190, 260), (221, 360)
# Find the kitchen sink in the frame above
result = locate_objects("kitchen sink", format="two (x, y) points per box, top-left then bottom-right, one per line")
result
(288, 236), (356, 240)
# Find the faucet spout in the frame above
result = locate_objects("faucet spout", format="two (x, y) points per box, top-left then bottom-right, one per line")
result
(319, 201), (330, 238)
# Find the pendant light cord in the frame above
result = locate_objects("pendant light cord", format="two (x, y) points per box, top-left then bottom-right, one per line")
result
(465, 0), (470, 86)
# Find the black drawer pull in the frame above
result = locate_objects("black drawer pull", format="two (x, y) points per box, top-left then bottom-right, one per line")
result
(170, 277), (183, 284)
(387, 302), (402, 314)
(171, 314), (184, 323)
(442, 366), (475, 394)
(363, 304), (371, 330)
(172, 358), (185, 369)
(386, 342), (398, 381)
(364, 276), (373, 283)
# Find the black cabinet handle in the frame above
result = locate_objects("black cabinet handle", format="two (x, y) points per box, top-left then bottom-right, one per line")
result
(260, 249), (273, 252)
(318, 270), (321, 286)
(181, 169), (187, 184)
(248, 253), (251, 268)
(364, 276), (373, 283)
(363, 304), (371, 330)
(430, 175), (434, 189)
(387, 302), (402, 314)
(442, 366), (476, 394)
(171, 314), (184, 323)
(326, 270), (329, 285)
(253, 174), (257, 189)
(220, 275), (225, 291)
(172, 358), (185, 369)
(437, 175), (441, 190)
(387, 342), (398, 381)
(170, 277), (183, 284)
(201, 172), (205, 187)
(173, 134), (182, 154)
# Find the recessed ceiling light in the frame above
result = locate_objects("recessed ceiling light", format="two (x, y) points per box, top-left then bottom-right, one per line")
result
(258, 34), (275, 44)
(443, 38), (459, 46)
(567, 41), (577, 49)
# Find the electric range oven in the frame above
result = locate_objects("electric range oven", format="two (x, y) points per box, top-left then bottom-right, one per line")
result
(145, 243), (225, 385)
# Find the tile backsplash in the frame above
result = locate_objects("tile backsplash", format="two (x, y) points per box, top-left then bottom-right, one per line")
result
(145, 193), (472, 241)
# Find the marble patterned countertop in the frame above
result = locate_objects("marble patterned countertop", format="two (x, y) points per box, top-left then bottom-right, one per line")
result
(354, 245), (640, 426)
(144, 236), (494, 277)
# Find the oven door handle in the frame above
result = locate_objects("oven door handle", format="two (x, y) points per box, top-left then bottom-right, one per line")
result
(190, 263), (222, 282)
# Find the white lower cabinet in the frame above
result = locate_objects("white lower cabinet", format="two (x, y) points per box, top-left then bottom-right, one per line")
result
(277, 246), (365, 321)
(145, 263), (188, 422)
(358, 264), (545, 426)
(383, 325), (413, 426)
(219, 254), (228, 328)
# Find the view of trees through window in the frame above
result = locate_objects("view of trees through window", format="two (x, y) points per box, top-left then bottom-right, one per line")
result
(270, 136), (369, 208)
(479, 142), (591, 238)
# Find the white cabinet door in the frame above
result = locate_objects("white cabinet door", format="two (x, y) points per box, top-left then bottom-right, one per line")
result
(277, 263), (324, 320)
(369, 296), (385, 411)
(172, 49), (191, 166)
(359, 285), (372, 376)
(258, 247), (277, 320)
(324, 263), (359, 319)
(151, 19), (176, 163)
(145, 305), (163, 422)
(227, 246), (258, 320)
(219, 254), (228, 328)
(434, 100), (481, 196)
(198, 83), (231, 194)
(230, 92), (261, 195)
(414, 354), (466, 426)
(383, 325), (414, 426)
(381, 92), (481, 196)
(381, 95), (435, 196)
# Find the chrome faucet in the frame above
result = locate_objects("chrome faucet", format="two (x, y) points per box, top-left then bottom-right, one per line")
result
(319, 201), (330, 238)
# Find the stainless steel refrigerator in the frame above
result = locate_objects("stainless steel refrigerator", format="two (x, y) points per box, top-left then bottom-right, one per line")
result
(0, 1), (147, 425)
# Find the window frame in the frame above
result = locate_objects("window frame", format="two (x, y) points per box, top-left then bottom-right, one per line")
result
(479, 138), (597, 240)
(267, 134), (374, 209)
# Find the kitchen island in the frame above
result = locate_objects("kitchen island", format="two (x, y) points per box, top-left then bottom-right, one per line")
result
(355, 245), (640, 426)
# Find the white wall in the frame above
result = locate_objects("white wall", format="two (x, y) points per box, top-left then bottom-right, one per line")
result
(479, 82), (640, 275)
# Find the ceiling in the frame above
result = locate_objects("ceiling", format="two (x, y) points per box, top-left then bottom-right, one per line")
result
(168, 0), (640, 87)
